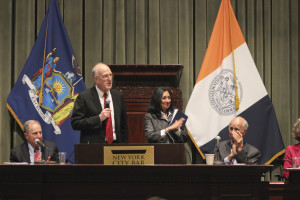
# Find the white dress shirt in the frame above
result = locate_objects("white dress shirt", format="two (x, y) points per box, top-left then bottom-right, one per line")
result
(95, 86), (116, 141)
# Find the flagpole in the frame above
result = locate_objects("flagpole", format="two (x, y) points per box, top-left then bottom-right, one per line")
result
(39, 19), (49, 106)
(228, 0), (239, 110)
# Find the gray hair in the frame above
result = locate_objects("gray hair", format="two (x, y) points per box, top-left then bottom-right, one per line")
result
(292, 118), (300, 141)
(24, 120), (41, 133)
(242, 120), (249, 132)
(92, 62), (106, 77)
(92, 66), (98, 77)
(228, 116), (249, 132)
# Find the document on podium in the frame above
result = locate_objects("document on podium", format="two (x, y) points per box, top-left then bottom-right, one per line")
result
(169, 109), (188, 130)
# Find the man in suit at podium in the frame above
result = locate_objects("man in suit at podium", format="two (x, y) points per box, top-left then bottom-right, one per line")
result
(10, 120), (59, 163)
(214, 116), (261, 164)
(71, 63), (128, 144)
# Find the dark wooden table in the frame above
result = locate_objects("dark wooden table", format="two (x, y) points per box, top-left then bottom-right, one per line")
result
(268, 168), (300, 200)
(0, 164), (271, 200)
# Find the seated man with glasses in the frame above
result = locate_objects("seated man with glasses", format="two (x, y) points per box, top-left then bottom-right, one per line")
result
(71, 62), (128, 144)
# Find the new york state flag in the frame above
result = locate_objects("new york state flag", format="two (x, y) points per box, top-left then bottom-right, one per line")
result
(7, 0), (86, 162)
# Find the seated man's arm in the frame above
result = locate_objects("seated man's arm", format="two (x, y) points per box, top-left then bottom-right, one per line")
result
(235, 145), (261, 164)
(10, 149), (19, 162)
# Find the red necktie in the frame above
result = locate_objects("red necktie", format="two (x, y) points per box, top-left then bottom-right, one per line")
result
(34, 148), (41, 161)
(104, 93), (113, 144)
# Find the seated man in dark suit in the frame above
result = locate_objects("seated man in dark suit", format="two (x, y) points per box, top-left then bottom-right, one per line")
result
(10, 120), (59, 163)
(214, 116), (261, 164)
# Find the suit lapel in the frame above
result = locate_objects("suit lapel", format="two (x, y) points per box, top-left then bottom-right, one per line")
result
(41, 141), (50, 161)
(41, 147), (46, 161)
(111, 90), (120, 128)
(225, 140), (232, 154)
(21, 143), (30, 163)
(91, 86), (103, 113)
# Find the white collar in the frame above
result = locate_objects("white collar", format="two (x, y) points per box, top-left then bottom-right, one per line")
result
(95, 85), (110, 97)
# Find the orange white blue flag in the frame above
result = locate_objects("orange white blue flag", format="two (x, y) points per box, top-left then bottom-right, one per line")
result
(185, 0), (285, 164)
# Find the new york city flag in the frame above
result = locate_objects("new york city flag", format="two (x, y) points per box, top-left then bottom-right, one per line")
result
(185, 0), (285, 164)
(7, 0), (86, 162)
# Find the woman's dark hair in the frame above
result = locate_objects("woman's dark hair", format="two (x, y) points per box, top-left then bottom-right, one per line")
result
(147, 87), (174, 117)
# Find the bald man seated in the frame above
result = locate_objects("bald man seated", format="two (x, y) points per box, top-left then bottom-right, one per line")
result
(214, 116), (261, 164)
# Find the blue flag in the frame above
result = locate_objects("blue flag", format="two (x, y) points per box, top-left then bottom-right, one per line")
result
(7, 0), (86, 162)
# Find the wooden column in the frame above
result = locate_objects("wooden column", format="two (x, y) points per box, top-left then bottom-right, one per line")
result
(109, 64), (184, 143)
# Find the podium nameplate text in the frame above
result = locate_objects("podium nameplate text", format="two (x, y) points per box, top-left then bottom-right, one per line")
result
(103, 146), (154, 165)
(74, 143), (186, 164)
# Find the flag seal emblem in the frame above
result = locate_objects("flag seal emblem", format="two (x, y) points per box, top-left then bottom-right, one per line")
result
(21, 50), (81, 135)
(209, 69), (243, 115)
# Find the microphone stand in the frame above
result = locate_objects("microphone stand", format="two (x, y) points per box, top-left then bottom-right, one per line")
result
(214, 138), (224, 165)
(214, 145), (223, 165)
(35, 140), (59, 164)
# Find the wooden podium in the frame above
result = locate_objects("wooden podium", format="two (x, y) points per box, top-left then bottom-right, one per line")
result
(109, 64), (184, 143)
(284, 168), (300, 184)
(74, 143), (186, 164)
(268, 168), (300, 199)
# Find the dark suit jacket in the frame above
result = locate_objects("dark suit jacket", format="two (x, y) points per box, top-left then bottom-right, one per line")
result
(144, 112), (188, 143)
(214, 140), (261, 164)
(71, 86), (128, 143)
(10, 140), (59, 163)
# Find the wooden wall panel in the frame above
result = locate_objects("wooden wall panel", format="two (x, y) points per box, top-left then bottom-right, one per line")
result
(178, 0), (193, 106)
(206, 0), (219, 45)
(103, 0), (115, 63)
(263, 0), (272, 94)
(194, 0), (206, 92)
(236, 0), (246, 37)
(272, 1), (291, 147)
(0, 0), (12, 162)
(64, 0), (83, 72)
(255, 0), (264, 78)
(85, 0), (103, 88)
(160, 0), (178, 64)
(148, 0), (160, 64)
(246, 0), (255, 59)
(36, 0), (46, 36)
(290, 0), (299, 145)
(115, 0), (126, 64)
(13, 0), (36, 148)
(135, 0), (147, 64)
(125, 0), (135, 64)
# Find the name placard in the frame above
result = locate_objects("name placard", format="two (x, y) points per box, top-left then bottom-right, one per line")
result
(103, 146), (154, 165)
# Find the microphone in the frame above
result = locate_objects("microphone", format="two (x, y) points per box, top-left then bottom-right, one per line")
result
(35, 139), (46, 148)
(34, 139), (59, 163)
(214, 136), (223, 165)
(167, 132), (175, 143)
(105, 98), (110, 109)
(215, 136), (221, 146)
